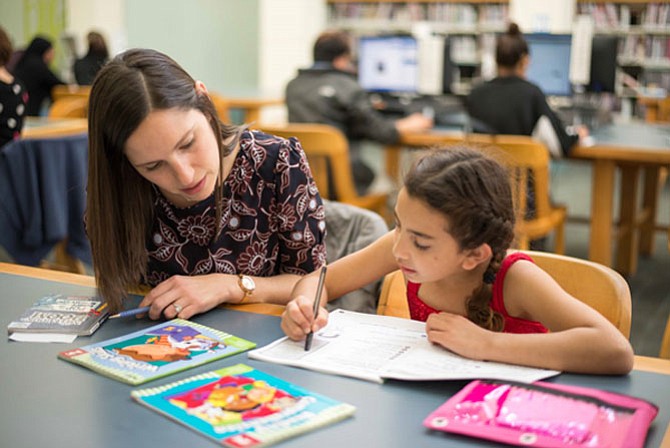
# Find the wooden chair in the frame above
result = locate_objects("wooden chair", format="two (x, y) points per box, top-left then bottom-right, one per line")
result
(39, 240), (87, 275)
(256, 123), (389, 219)
(51, 85), (91, 102)
(209, 92), (231, 123)
(486, 135), (567, 254)
(661, 319), (670, 359)
(48, 96), (89, 118)
(377, 250), (632, 338)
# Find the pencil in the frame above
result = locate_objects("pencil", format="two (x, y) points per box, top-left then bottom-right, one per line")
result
(109, 306), (151, 319)
(305, 265), (327, 351)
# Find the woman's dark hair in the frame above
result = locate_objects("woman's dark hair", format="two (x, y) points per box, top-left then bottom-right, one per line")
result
(496, 22), (529, 68)
(86, 31), (108, 59)
(404, 147), (516, 331)
(313, 30), (351, 63)
(87, 48), (241, 312)
(16, 36), (53, 68)
(0, 26), (13, 66)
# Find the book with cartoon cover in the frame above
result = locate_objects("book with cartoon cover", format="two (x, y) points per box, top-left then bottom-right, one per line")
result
(58, 319), (256, 385)
(131, 363), (356, 447)
(7, 294), (109, 336)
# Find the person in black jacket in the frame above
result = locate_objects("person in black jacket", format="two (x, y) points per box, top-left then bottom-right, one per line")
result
(466, 23), (587, 157)
(12, 36), (65, 116)
(286, 30), (432, 195)
(73, 31), (109, 85)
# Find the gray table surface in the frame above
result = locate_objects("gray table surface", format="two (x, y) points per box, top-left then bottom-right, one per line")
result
(2, 272), (669, 448)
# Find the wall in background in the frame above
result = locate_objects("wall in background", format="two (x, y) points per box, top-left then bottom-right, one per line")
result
(1, 0), (327, 116)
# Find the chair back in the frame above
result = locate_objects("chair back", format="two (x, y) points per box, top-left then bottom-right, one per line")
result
(51, 85), (91, 102)
(256, 123), (388, 217)
(486, 135), (566, 253)
(209, 92), (231, 123)
(48, 97), (89, 118)
(377, 250), (632, 338)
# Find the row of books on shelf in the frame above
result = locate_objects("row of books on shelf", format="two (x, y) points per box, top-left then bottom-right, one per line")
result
(579, 3), (670, 30)
(329, 2), (507, 27)
(620, 35), (670, 65)
(7, 296), (659, 447)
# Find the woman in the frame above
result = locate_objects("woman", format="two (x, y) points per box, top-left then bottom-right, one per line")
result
(73, 31), (109, 85)
(0, 26), (27, 148)
(87, 48), (326, 318)
(12, 36), (65, 116)
(466, 23), (586, 157)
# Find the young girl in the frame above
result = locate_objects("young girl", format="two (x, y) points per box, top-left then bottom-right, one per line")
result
(281, 147), (634, 375)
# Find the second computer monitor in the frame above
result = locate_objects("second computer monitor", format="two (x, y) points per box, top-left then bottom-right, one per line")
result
(525, 33), (573, 97)
(358, 35), (418, 93)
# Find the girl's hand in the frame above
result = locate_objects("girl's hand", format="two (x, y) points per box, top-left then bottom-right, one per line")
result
(139, 274), (240, 320)
(280, 295), (329, 341)
(425, 312), (493, 361)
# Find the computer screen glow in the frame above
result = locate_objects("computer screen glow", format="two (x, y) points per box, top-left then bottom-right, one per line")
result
(525, 34), (573, 97)
(358, 36), (418, 93)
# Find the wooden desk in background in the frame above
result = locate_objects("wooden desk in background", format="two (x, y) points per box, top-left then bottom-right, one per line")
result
(22, 116), (87, 139)
(394, 122), (670, 275)
(571, 122), (670, 275)
(224, 96), (284, 124)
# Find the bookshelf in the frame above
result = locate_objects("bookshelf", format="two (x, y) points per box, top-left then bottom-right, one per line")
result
(577, 1), (670, 97)
(326, 0), (509, 93)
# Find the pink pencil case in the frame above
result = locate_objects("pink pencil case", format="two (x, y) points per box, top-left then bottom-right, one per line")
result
(424, 379), (658, 447)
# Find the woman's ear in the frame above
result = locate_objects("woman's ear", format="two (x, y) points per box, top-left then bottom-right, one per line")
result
(195, 80), (208, 95)
(461, 243), (493, 271)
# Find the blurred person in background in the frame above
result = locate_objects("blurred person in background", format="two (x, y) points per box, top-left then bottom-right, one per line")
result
(73, 31), (109, 85)
(12, 35), (64, 116)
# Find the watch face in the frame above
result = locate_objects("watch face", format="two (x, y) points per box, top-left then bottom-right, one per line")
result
(241, 276), (255, 291)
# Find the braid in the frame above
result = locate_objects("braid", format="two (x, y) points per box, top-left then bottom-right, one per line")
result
(404, 147), (517, 332)
(466, 250), (506, 332)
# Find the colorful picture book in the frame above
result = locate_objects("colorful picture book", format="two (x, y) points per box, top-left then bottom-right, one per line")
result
(131, 363), (356, 447)
(7, 294), (109, 336)
(58, 319), (256, 385)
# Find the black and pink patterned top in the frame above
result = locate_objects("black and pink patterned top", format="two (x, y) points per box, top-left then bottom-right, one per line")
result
(144, 129), (327, 285)
(0, 78), (27, 148)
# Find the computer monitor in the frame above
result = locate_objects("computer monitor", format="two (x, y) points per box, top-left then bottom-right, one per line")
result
(525, 33), (573, 97)
(587, 35), (618, 93)
(358, 35), (418, 93)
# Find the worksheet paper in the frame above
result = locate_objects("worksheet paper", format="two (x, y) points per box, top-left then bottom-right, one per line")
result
(248, 310), (560, 384)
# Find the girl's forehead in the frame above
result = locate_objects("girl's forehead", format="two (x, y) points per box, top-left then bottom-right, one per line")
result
(396, 188), (450, 233)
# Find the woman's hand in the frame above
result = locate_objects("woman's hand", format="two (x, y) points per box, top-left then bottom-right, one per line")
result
(425, 312), (494, 361)
(138, 274), (241, 320)
(280, 295), (329, 341)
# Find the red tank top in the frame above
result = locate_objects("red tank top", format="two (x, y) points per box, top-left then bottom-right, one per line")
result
(406, 252), (548, 334)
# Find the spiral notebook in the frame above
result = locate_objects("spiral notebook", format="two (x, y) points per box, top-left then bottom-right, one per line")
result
(131, 363), (355, 447)
(58, 319), (256, 385)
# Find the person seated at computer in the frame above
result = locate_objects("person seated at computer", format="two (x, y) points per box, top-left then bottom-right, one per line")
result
(12, 35), (65, 116)
(466, 23), (587, 157)
(286, 30), (433, 195)
(73, 31), (109, 85)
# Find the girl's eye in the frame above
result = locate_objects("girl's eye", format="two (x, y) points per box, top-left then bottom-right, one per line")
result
(413, 241), (430, 251)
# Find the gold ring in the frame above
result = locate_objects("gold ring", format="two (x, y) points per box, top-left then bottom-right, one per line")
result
(173, 303), (183, 314)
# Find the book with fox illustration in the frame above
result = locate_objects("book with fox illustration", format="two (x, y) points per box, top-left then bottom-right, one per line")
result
(131, 363), (356, 447)
(58, 319), (256, 385)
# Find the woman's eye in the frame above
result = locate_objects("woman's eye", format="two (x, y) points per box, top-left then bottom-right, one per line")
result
(180, 138), (195, 150)
(146, 161), (162, 171)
